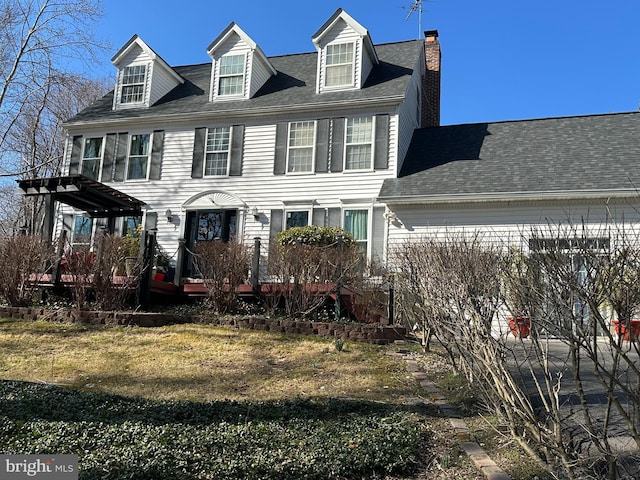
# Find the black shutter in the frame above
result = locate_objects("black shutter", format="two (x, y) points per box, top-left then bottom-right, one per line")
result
(191, 128), (206, 179)
(315, 119), (329, 173)
(101, 133), (117, 182)
(330, 118), (344, 173)
(149, 130), (164, 180)
(374, 114), (389, 170)
(69, 136), (83, 175)
(229, 125), (244, 176)
(274, 122), (287, 175)
(113, 133), (128, 182)
(269, 209), (284, 243)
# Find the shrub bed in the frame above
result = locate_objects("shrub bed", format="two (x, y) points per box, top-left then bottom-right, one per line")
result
(0, 380), (429, 479)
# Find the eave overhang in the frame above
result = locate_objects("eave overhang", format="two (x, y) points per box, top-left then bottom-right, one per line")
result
(62, 95), (405, 132)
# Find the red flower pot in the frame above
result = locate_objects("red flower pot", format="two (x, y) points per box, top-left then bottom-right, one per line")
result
(612, 319), (640, 341)
(507, 316), (530, 338)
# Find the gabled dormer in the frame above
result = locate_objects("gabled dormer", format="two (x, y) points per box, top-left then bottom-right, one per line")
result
(312, 8), (379, 94)
(111, 35), (183, 111)
(207, 23), (276, 102)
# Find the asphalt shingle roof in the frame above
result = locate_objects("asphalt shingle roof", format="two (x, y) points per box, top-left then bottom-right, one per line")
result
(379, 112), (640, 201)
(66, 40), (423, 126)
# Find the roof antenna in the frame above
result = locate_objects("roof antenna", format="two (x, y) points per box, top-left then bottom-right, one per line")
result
(405, 0), (423, 40)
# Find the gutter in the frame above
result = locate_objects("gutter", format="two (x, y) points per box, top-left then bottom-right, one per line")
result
(377, 189), (640, 206)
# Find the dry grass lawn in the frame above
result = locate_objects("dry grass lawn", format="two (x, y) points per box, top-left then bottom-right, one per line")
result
(0, 319), (423, 403)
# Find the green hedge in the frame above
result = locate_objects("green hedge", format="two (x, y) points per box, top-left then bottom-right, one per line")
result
(276, 226), (354, 247)
(0, 380), (429, 479)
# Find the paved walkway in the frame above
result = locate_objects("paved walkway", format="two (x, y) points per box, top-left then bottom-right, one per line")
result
(401, 352), (512, 480)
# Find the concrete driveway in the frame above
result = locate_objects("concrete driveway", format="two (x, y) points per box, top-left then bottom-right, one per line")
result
(504, 336), (639, 472)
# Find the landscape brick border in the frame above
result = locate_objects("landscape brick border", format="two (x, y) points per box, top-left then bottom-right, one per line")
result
(0, 306), (406, 344)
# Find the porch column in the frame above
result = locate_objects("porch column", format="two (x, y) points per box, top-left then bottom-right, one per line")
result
(251, 237), (261, 295)
(43, 195), (55, 242)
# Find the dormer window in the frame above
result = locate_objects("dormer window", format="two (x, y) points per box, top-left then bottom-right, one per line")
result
(325, 43), (354, 88)
(121, 65), (146, 104)
(312, 9), (378, 94)
(207, 23), (275, 102)
(111, 35), (183, 110)
(218, 54), (245, 96)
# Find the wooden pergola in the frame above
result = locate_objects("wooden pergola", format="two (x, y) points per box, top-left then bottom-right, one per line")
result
(17, 174), (146, 241)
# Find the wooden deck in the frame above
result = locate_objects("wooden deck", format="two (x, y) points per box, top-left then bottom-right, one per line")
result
(27, 274), (387, 323)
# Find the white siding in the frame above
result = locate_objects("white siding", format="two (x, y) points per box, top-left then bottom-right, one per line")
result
(148, 63), (182, 106)
(81, 118), (400, 264)
(249, 55), (273, 98)
(386, 201), (640, 257)
(360, 39), (374, 88)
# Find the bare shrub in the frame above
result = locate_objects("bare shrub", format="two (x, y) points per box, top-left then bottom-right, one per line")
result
(64, 246), (95, 311)
(342, 258), (390, 324)
(393, 224), (640, 478)
(0, 234), (51, 306)
(192, 240), (252, 314)
(92, 234), (138, 311)
(266, 239), (363, 320)
(522, 223), (640, 477)
(392, 233), (579, 476)
(64, 233), (140, 311)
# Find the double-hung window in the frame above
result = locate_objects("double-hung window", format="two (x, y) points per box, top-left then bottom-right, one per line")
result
(82, 137), (103, 180)
(344, 209), (369, 252)
(325, 43), (354, 87)
(205, 127), (231, 176)
(121, 65), (146, 104)
(287, 121), (315, 173)
(345, 116), (373, 170)
(127, 134), (150, 180)
(218, 54), (245, 96)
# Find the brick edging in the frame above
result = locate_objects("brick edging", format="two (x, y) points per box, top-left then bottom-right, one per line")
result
(0, 306), (406, 344)
(404, 354), (513, 480)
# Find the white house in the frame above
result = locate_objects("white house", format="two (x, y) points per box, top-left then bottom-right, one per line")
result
(20, 8), (441, 286)
(21, 7), (640, 309)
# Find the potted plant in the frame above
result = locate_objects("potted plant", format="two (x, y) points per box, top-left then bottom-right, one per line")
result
(503, 247), (542, 339)
(599, 247), (640, 342)
(120, 225), (142, 277)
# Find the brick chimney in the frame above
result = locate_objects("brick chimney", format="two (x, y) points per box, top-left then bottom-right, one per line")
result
(422, 29), (441, 127)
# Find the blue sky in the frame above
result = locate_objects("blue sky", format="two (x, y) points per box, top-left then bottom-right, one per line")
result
(95, 0), (640, 126)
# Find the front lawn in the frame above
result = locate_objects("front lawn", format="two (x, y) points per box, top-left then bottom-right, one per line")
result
(0, 320), (431, 479)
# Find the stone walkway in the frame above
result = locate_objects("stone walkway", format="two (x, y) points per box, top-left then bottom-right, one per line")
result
(402, 353), (513, 480)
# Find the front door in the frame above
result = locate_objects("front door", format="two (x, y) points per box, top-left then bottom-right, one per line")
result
(183, 209), (237, 277)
